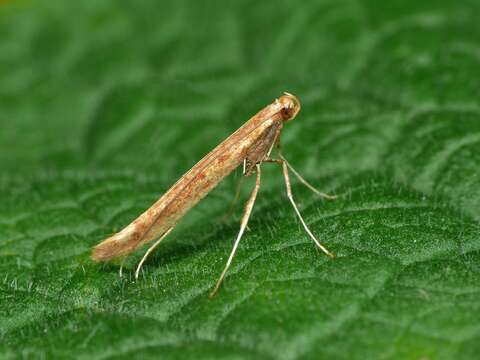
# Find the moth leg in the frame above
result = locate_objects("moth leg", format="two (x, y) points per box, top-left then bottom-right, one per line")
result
(210, 164), (261, 297)
(119, 257), (126, 277)
(272, 141), (336, 200)
(218, 172), (245, 224)
(280, 154), (336, 200)
(265, 155), (336, 200)
(135, 227), (174, 280)
(264, 157), (334, 258)
(220, 159), (253, 227)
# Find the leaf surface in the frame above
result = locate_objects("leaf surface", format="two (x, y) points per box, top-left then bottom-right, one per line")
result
(1, 1), (480, 359)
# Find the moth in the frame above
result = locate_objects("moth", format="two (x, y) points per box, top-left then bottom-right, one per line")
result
(92, 93), (336, 296)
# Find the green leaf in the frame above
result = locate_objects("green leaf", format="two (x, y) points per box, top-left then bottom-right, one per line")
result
(1, 1), (480, 359)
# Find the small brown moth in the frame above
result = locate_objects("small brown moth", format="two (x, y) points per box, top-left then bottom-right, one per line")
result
(92, 93), (336, 296)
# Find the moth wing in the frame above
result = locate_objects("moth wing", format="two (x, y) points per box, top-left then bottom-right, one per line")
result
(244, 122), (282, 175)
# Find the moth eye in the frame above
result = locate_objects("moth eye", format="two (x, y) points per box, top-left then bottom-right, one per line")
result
(278, 93), (301, 121)
(282, 106), (294, 119)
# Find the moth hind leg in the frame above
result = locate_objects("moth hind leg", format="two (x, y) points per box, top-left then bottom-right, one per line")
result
(218, 172), (245, 226)
(134, 227), (174, 280)
(119, 256), (127, 277)
(219, 160), (254, 227)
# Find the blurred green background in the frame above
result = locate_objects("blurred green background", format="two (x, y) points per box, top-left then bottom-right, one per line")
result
(1, 0), (480, 359)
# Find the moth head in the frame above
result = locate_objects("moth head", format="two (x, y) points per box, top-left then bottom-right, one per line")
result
(278, 92), (301, 121)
